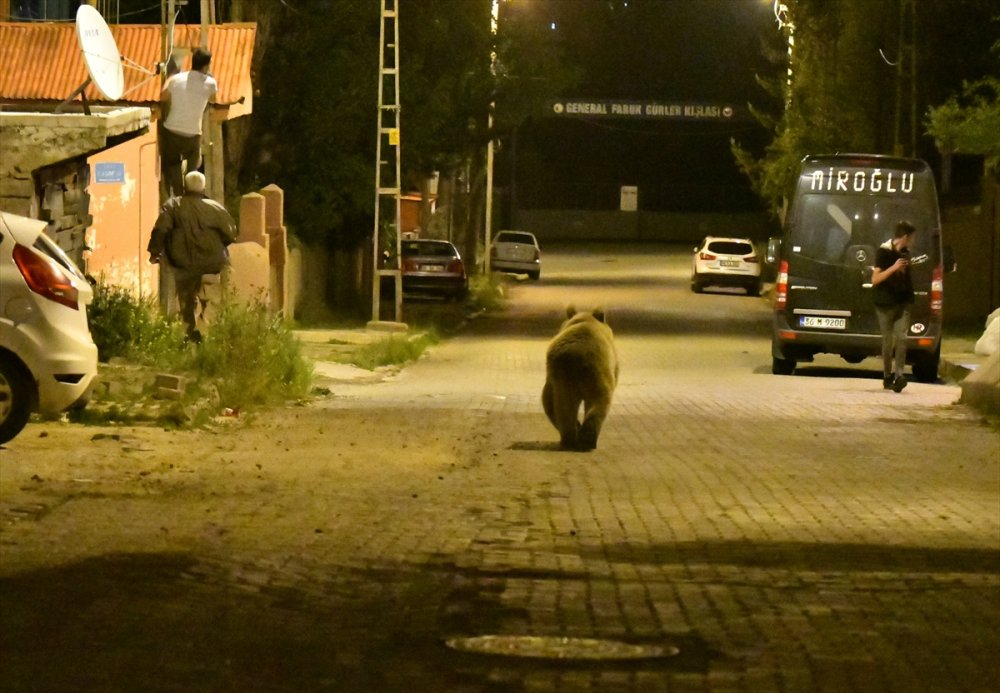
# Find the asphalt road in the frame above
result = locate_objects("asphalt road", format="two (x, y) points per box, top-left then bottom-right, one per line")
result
(1, 243), (997, 693)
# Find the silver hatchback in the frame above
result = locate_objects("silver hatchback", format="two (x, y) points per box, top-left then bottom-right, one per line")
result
(490, 230), (541, 280)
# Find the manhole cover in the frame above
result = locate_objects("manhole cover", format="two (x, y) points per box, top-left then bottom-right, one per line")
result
(445, 635), (679, 661)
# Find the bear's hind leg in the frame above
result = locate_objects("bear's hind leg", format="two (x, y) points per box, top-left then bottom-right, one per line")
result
(542, 380), (557, 428)
(554, 397), (581, 450)
(578, 397), (610, 451)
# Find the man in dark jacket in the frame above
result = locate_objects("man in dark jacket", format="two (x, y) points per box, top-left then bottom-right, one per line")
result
(871, 220), (916, 392)
(148, 171), (237, 341)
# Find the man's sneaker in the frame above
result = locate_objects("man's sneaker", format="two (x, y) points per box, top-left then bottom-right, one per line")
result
(892, 374), (907, 393)
(883, 375), (893, 390)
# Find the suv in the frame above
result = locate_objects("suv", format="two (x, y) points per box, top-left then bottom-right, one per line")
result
(0, 211), (98, 445)
(490, 230), (541, 280)
(691, 236), (762, 295)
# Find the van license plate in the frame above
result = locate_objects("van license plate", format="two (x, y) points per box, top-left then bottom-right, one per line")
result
(800, 316), (846, 329)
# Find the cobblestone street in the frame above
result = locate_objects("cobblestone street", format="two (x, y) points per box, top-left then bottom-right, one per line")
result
(1, 246), (998, 692)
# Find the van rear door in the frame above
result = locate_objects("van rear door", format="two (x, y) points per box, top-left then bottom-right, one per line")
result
(776, 156), (942, 364)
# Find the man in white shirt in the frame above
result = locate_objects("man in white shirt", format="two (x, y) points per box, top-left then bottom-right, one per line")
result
(160, 48), (217, 197)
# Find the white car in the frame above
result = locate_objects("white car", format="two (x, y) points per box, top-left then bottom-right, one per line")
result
(691, 236), (762, 296)
(490, 230), (541, 280)
(0, 211), (98, 445)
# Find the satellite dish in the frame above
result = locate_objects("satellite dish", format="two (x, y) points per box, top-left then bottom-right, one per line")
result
(75, 4), (124, 101)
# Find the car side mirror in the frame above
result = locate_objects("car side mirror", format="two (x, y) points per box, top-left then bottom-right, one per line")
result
(765, 237), (781, 266)
(943, 244), (956, 272)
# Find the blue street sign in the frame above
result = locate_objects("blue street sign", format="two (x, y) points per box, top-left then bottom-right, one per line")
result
(94, 162), (125, 183)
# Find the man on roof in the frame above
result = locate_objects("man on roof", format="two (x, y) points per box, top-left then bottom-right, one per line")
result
(160, 47), (217, 197)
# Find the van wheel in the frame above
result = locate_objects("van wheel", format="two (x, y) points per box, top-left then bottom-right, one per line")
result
(912, 348), (940, 383)
(0, 357), (34, 445)
(772, 356), (796, 375)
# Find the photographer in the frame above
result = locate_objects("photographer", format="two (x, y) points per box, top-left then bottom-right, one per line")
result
(871, 220), (916, 392)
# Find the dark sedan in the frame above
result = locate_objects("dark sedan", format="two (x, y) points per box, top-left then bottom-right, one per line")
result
(400, 239), (469, 300)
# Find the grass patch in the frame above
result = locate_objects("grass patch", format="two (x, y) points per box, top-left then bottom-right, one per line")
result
(345, 331), (439, 370)
(467, 272), (507, 312)
(84, 280), (313, 424)
(88, 281), (187, 365)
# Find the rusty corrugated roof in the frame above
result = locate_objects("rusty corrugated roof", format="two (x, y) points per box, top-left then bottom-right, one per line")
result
(0, 22), (255, 107)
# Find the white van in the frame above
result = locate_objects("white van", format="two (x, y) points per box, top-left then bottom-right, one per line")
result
(767, 154), (954, 382)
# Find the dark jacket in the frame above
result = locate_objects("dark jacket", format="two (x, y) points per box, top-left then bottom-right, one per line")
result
(148, 192), (237, 272)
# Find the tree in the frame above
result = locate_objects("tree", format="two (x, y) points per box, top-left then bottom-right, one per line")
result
(732, 0), (896, 218)
(926, 79), (1000, 176)
(732, 0), (999, 218)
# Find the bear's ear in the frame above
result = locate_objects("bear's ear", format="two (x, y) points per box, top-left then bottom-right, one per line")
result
(592, 307), (606, 323)
(565, 304), (576, 319)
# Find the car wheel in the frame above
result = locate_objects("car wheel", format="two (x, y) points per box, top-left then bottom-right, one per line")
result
(772, 356), (796, 376)
(528, 271), (540, 281)
(748, 280), (761, 297)
(0, 357), (34, 445)
(691, 276), (704, 293)
(912, 347), (940, 383)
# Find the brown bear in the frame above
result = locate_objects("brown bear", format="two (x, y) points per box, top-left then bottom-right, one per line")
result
(542, 305), (619, 451)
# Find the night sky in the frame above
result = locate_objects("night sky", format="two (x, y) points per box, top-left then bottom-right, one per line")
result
(498, 0), (779, 214)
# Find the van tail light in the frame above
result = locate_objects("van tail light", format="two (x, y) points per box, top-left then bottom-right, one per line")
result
(775, 259), (788, 310)
(930, 264), (943, 315)
(699, 252), (716, 261)
(12, 243), (80, 310)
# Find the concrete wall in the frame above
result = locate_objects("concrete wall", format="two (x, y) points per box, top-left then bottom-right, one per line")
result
(87, 130), (161, 298)
(0, 107), (151, 282)
(942, 193), (1000, 322)
(513, 209), (776, 243)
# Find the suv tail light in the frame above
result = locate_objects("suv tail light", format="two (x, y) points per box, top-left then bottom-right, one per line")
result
(930, 264), (943, 315)
(12, 243), (80, 310)
(775, 259), (788, 310)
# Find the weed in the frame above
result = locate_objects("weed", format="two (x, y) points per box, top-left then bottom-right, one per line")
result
(190, 296), (314, 408)
(88, 281), (186, 364)
(83, 279), (313, 422)
(467, 273), (507, 313)
(345, 331), (439, 370)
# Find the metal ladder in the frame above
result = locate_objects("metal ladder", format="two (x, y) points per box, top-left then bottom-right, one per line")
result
(371, 0), (403, 324)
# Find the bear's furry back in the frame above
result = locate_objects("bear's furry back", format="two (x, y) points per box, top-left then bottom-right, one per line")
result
(546, 311), (619, 385)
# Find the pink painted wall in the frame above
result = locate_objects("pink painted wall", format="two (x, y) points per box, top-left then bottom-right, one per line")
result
(86, 131), (161, 298)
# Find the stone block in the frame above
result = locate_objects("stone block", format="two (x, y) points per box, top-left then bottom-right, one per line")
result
(154, 373), (186, 400)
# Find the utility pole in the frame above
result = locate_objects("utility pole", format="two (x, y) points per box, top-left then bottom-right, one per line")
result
(484, 0), (500, 274)
(201, 0), (223, 202)
(893, 0), (917, 157)
(371, 0), (404, 325)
